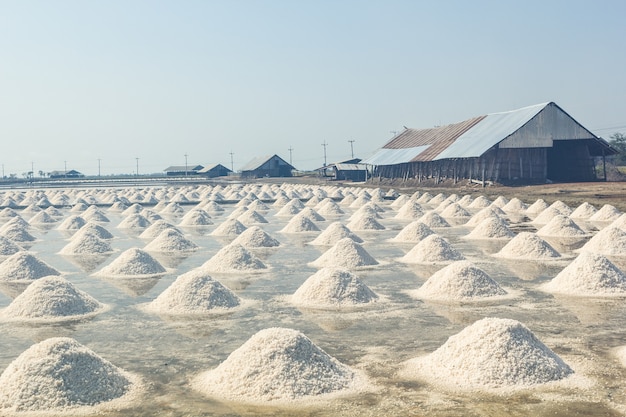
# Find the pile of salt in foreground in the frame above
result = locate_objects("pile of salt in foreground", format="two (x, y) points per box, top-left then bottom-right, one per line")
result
(390, 221), (435, 243)
(0, 252), (60, 281)
(401, 317), (573, 391)
(494, 232), (560, 260)
(291, 267), (378, 308)
(192, 327), (366, 404)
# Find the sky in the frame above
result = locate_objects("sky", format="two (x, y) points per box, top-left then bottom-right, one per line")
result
(1, 0), (625, 177)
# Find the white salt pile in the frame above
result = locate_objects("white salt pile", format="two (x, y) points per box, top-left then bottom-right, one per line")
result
(179, 209), (213, 226)
(70, 202), (88, 212)
(390, 221), (434, 243)
(427, 193), (447, 206)
(94, 248), (166, 277)
(570, 202), (597, 219)
(72, 222), (114, 240)
(525, 198), (550, 214)
(399, 234), (464, 264)
(0, 337), (136, 412)
(548, 200), (573, 216)
(310, 238), (378, 269)
(609, 214), (626, 231)
(417, 211), (450, 228)
(309, 222), (363, 246)
(201, 243), (267, 273)
(192, 327), (363, 404)
(579, 227), (626, 256)
(464, 216), (515, 240)
(248, 200), (270, 212)
(439, 203), (471, 219)
(536, 215), (587, 238)
(237, 209), (268, 226)
(495, 232), (560, 260)
(121, 203), (144, 215)
(402, 317), (572, 390)
(531, 206), (565, 224)
(291, 267), (378, 308)
(231, 226), (280, 248)
(501, 197), (527, 213)
(202, 200), (225, 213)
(160, 202), (185, 216)
(227, 206), (248, 220)
(350, 203), (383, 220)
(108, 201), (129, 212)
(390, 194), (410, 209)
(0, 224), (36, 244)
(57, 215), (87, 231)
(117, 214), (151, 229)
(139, 220), (180, 239)
(60, 232), (114, 255)
(465, 207), (505, 227)
(28, 211), (57, 225)
(2, 216), (31, 230)
(346, 214), (385, 231)
(394, 201), (424, 220)
(275, 200), (303, 217)
(82, 209), (110, 223)
(490, 196), (509, 208)
(145, 269), (240, 315)
(541, 252), (626, 296)
(0, 252), (60, 281)
(0, 235), (23, 256)
(0, 276), (104, 321)
(408, 260), (507, 301)
(144, 229), (198, 252)
(210, 218), (247, 237)
(589, 204), (622, 222)
(316, 199), (345, 216)
(416, 192), (434, 204)
(468, 195), (491, 208)
(280, 214), (320, 233)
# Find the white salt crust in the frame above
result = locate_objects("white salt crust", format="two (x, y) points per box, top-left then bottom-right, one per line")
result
(201, 243), (267, 273)
(192, 327), (365, 404)
(143, 229), (198, 252)
(231, 226), (280, 248)
(541, 252), (626, 296)
(0, 337), (139, 412)
(399, 234), (464, 264)
(464, 217), (515, 240)
(408, 260), (507, 301)
(578, 227), (626, 256)
(0, 252), (60, 281)
(60, 232), (114, 255)
(0, 275), (105, 322)
(93, 248), (166, 277)
(390, 221), (435, 243)
(144, 269), (240, 315)
(291, 267), (378, 308)
(310, 238), (378, 269)
(536, 215), (587, 238)
(402, 317), (573, 391)
(309, 222), (363, 246)
(494, 232), (561, 260)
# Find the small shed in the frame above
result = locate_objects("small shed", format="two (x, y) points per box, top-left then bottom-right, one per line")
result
(164, 165), (204, 176)
(198, 163), (232, 178)
(240, 154), (295, 178)
(49, 170), (84, 179)
(333, 163), (368, 182)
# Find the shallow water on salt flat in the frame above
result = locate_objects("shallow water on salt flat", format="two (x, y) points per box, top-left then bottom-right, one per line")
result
(1, 199), (626, 416)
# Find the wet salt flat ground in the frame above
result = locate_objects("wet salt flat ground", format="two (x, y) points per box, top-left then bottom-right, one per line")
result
(1, 185), (626, 416)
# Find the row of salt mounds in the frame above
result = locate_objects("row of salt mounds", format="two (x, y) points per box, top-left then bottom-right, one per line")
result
(535, 215), (588, 238)
(0, 252), (60, 281)
(192, 327), (365, 404)
(390, 221), (434, 243)
(144, 229), (198, 253)
(401, 317), (573, 391)
(310, 238), (378, 269)
(144, 269), (241, 315)
(494, 232), (560, 260)
(463, 217), (514, 240)
(0, 276), (104, 322)
(201, 244), (266, 273)
(541, 252), (626, 296)
(93, 248), (166, 277)
(0, 337), (138, 412)
(59, 231), (114, 255)
(578, 227), (626, 256)
(231, 226), (280, 248)
(310, 222), (363, 246)
(408, 261), (507, 301)
(588, 204), (622, 222)
(399, 235), (464, 264)
(291, 268), (378, 308)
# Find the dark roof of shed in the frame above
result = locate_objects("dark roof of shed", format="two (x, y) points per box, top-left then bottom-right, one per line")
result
(164, 165), (204, 172)
(239, 154), (295, 171)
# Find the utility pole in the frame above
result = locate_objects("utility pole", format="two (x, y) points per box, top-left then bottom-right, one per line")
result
(348, 140), (355, 159)
(322, 141), (328, 167)
(288, 146), (293, 165)
(135, 157), (139, 176)
(97, 159), (101, 177)
(184, 153), (188, 178)
(229, 151), (234, 172)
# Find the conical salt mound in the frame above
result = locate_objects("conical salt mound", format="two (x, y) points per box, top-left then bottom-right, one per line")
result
(464, 217), (515, 240)
(532, 207), (564, 225)
(57, 215), (87, 231)
(390, 221), (434, 243)
(541, 252), (626, 296)
(501, 197), (527, 213)
(408, 260), (507, 301)
(570, 202), (597, 219)
(193, 327), (361, 403)
(404, 318), (573, 390)
(536, 215), (587, 238)
(525, 198), (549, 214)
(201, 244), (267, 273)
(465, 207), (505, 227)
(145, 269), (240, 315)
(117, 214), (151, 229)
(439, 203), (471, 219)
(231, 226), (280, 248)
(589, 204), (622, 222)
(202, 200), (225, 214)
(495, 232), (560, 260)
(292, 268), (378, 308)
(399, 234), (464, 264)
(310, 238), (378, 269)
(0, 276), (104, 321)
(60, 232), (114, 255)
(468, 195), (491, 208)
(346, 214), (385, 231)
(417, 211), (450, 228)
(609, 213), (626, 231)
(316, 200), (344, 216)
(0, 337), (133, 411)
(395, 201), (424, 220)
(94, 248), (166, 277)
(237, 209), (268, 226)
(29, 211), (57, 225)
(0, 224), (36, 243)
(309, 222), (363, 246)
(139, 220), (180, 239)
(179, 209), (213, 226)
(579, 227), (626, 256)
(210, 218), (247, 237)
(144, 229), (198, 252)
(490, 196), (509, 208)
(0, 235), (23, 256)
(275, 201), (303, 217)
(0, 252), (60, 281)
(280, 214), (320, 233)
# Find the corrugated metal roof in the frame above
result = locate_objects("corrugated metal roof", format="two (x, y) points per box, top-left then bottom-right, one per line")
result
(239, 155), (274, 171)
(164, 165), (204, 172)
(197, 163), (231, 173)
(362, 146), (431, 165)
(335, 163), (367, 171)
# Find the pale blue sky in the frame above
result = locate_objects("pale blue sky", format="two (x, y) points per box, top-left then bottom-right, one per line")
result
(1, 0), (625, 176)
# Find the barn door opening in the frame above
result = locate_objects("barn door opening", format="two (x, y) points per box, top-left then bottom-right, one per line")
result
(547, 141), (596, 182)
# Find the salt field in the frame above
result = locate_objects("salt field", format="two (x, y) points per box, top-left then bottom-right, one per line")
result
(1, 182), (626, 416)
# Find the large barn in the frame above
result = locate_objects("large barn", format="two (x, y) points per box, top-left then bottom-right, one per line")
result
(240, 154), (295, 178)
(363, 102), (616, 184)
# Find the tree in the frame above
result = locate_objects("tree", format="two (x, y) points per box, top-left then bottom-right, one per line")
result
(609, 132), (626, 165)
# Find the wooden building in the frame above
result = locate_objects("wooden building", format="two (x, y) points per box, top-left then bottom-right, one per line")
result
(198, 163), (232, 178)
(164, 165), (204, 176)
(363, 102), (617, 184)
(49, 170), (84, 179)
(240, 154), (295, 178)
